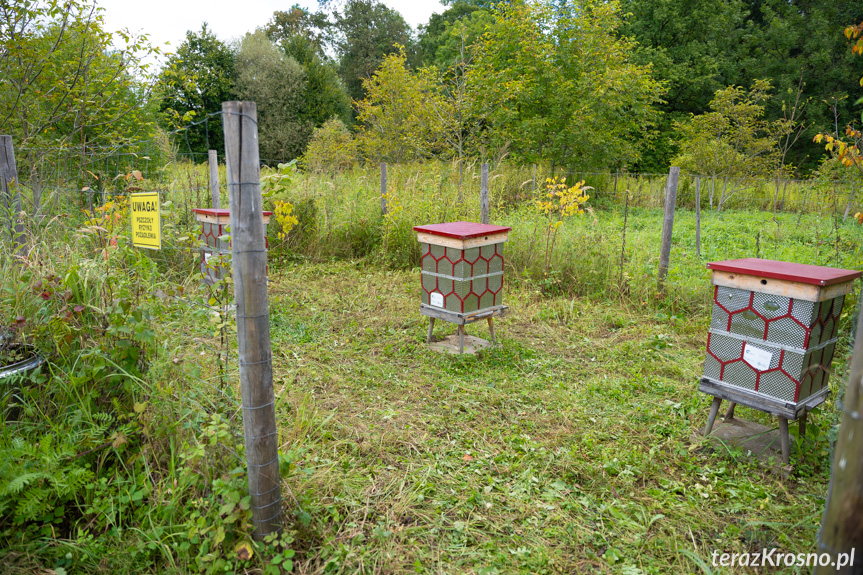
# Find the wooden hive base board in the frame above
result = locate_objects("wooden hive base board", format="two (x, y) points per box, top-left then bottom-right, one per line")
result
(699, 377), (828, 420)
(420, 304), (507, 326)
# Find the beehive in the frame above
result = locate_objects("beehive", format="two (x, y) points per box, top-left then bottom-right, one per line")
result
(701, 258), (860, 418)
(192, 208), (272, 280)
(414, 222), (511, 316)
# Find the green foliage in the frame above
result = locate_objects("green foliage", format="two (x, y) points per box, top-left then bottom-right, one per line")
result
(332, 0), (414, 104)
(0, 0), (161, 211)
(265, 4), (330, 56)
(269, 6), (353, 132)
(621, 0), (863, 171)
(673, 81), (778, 210)
(281, 38), (352, 133)
(356, 49), (451, 162)
(302, 118), (358, 174)
(468, 0), (663, 169)
(157, 23), (237, 159)
(417, 1), (491, 66)
(235, 31), (310, 163)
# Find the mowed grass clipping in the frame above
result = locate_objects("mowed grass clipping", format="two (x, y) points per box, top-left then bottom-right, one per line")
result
(265, 260), (838, 574)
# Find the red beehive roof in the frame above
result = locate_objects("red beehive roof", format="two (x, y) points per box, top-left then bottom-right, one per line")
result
(413, 221), (511, 240)
(192, 208), (273, 217)
(707, 258), (861, 286)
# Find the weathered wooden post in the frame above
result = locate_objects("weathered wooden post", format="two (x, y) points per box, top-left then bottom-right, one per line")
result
(208, 150), (221, 255)
(816, 288), (863, 572)
(0, 136), (25, 256)
(657, 166), (680, 290)
(695, 175), (702, 257)
(208, 149), (220, 210)
(480, 162), (489, 224)
(222, 101), (283, 539)
(380, 162), (387, 216)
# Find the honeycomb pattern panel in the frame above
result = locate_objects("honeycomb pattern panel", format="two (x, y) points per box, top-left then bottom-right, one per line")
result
(704, 354), (722, 381)
(715, 286), (752, 312)
(419, 241), (507, 313)
(710, 304), (729, 331)
(723, 361), (757, 391)
(758, 369), (797, 401)
(766, 316), (807, 349)
(421, 244), (436, 272)
(729, 310), (767, 340)
(752, 292), (791, 319)
(707, 333), (744, 363)
(791, 299), (817, 325)
(453, 259), (471, 279)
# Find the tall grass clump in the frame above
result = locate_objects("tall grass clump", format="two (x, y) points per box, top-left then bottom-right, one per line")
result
(0, 187), (302, 573)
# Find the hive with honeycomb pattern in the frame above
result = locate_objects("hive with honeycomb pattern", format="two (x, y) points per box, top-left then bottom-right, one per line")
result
(702, 258), (860, 411)
(413, 222), (511, 315)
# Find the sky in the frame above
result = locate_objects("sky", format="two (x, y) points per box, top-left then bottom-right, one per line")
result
(97, 0), (446, 65)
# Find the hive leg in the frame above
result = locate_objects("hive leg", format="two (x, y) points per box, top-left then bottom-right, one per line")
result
(778, 417), (791, 464)
(724, 402), (737, 421)
(798, 410), (808, 440)
(487, 317), (496, 345)
(703, 397), (722, 437)
(427, 317), (435, 343)
(458, 325), (465, 354)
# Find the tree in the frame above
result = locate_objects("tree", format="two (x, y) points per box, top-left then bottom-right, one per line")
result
(736, 0), (863, 171)
(0, 0), (159, 211)
(302, 117), (358, 174)
(619, 0), (863, 172)
(266, 9), (352, 132)
(157, 23), (236, 160)
(265, 4), (331, 56)
(672, 81), (777, 210)
(417, 1), (489, 66)
(815, 22), (863, 553)
(468, 0), (662, 171)
(355, 49), (450, 163)
(234, 31), (309, 163)
(331, 0), (414, 104)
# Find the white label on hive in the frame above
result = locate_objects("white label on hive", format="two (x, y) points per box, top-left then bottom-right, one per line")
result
(743, 343), (773, 371)
(430, 292), (444, 308)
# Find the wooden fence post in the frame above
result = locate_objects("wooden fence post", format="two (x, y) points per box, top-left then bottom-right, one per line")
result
(480, 162), (489, 224)
(208, 149), (220, 210)
(222, 101), (283, 540)
(657, 166), (680, 290)
(0, 135), (25, 256)
(816, 288), (863, 573)
(695, 175), (701, 257)
(380, 162), (387, 216)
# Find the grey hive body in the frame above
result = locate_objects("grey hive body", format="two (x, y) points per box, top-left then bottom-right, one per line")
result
(414, 222), (511, 317)
(700, 258), (860, 418)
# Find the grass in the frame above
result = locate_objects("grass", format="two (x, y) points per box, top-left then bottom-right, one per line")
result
(264, 260), (841, 574)
(2, 158), (861, 573)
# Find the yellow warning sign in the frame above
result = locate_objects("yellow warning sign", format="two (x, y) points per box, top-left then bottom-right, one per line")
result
(130, 192), (161, 250)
